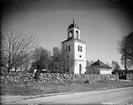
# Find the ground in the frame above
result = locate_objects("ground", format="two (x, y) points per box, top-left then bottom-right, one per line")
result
(1, 79), (133, 104)
(2, 87), (133, 105)
(1, 79), (133, 96)
(1, 80), (133, 96)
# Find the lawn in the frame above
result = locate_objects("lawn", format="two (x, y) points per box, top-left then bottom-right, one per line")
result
(1, 80), (133, 96)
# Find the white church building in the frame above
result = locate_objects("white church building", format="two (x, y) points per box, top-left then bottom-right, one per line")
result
(61, 20), (86, 74)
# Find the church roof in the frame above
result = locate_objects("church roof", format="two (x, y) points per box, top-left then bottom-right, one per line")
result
(68, 19), (79, 29)
(61, 38), (86, 44)
(68, 24), (79, 29)
(89, 59), (112, 69)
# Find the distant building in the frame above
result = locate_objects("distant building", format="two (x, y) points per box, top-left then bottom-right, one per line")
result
(61, 19), (86, 74)
(112, 69), (133, 79)
(86, 59), (112, 74)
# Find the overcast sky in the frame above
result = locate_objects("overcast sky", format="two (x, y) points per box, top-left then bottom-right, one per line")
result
(1, 0), (133, 68)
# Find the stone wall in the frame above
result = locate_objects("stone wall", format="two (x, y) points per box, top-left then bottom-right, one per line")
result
(83, 74), (118, 83)
(126, 73), (133, 80)
(0, 72), (118, 85)
(1, 71), (34, 85)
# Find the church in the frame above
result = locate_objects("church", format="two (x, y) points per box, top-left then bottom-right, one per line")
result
(61, 19), (86, 74)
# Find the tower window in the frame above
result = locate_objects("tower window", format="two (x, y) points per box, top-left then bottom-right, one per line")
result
(69, 45), (71, 51)
(79, 64), (82, 74)
(66, 45), (71, 51)
(76, 31), (79, 39)
(78, 46), (80, 51)
(80, 46), (81, 51)
(78, 45), (82, 52)
(68, 31), (73, 39)
(66, 46), (68, 51)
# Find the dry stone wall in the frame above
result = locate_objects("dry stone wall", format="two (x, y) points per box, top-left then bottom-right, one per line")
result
(126, 73), (133, 80)
(1, 72), (118, 85)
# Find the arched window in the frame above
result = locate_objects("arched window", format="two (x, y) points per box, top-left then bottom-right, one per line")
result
(80, 46), (82, 52)
(69, 45), (71, 51)
(69, 31), (73, 39)
(79, 64), (82, 74)
(66, 45), (71, 51)
(76, 31), (79, 39)
(66, 46), (68, 51)
(78, 45), (82, 52)
(78, 45), (80, 51)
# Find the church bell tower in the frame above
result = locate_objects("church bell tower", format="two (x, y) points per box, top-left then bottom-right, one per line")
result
(67, 19), (80, 40)
(61, 19), (86, 74)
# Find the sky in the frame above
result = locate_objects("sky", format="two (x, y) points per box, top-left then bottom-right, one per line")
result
(1, 0), (133, 68)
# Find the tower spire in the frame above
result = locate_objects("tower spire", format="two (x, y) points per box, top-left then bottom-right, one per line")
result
(73, 18), (75, 25)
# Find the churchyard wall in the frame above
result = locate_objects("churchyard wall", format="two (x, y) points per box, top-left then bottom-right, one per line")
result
(1, 72), (119, 85)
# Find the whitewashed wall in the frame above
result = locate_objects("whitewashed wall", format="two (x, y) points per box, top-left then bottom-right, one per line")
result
(74, 41), (86, 61)
(74, 60), (86, 74)
(100, 68), (112, 74)
(62, 40), (86, 74)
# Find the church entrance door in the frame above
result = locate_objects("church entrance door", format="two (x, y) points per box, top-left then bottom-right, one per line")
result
(79, 64), (82, 74)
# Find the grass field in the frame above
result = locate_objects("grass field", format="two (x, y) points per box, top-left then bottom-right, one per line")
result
(1, 80), (133, 96)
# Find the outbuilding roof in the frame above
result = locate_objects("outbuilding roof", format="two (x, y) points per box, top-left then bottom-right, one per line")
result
(89, 59), (112, 69)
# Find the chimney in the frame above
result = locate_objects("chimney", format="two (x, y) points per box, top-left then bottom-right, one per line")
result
(98, 59), (100, 66)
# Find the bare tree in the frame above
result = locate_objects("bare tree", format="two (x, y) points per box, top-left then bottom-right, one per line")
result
(118, 32), (133, 71)
(90, 60), (94, 65)
(61, 53), (75, 74)
(106, 61), (111, 67)
(31, 47), (51, 72)
(111, 61), (120, 70)
(2, 29), (37, 73)
(52, 47), (74, 73)
(86, 60), (90, 67)
(51, 47), (62, 73)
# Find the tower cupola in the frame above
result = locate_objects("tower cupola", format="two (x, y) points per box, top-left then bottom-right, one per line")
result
(67, 19), (80, 40)
(68, 19), (79, 29)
